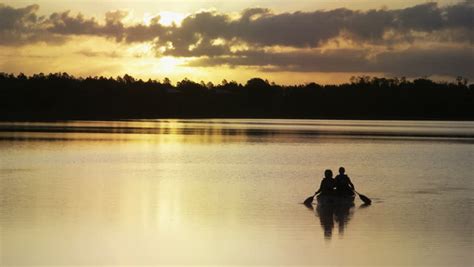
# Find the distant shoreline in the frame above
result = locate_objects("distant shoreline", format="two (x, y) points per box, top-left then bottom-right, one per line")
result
(1, 116), (474, 122)
(2, 73), (473, 121)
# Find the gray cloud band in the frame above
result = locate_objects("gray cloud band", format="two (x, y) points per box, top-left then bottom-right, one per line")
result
(0, 1), (473, 77)
(186, 47), (473, 77)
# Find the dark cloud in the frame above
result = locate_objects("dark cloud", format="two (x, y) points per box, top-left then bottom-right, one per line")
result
(0, 2), (472, 79)
(1, 1), (472, 48)
(395, 3), (444, 32)
(154, 1), (473, 55)
(0, 4), (63, 45)
(76, 49), (120, 58)
(48, 11), (101, 35)
(160, 38), (231, 57)
(186, 49), (370, 72)
(444, 0), (474, 28)
(123, 22), (165, 43)
(0, 4), (39, 30)
(374, 46), (474, 78)
(47, 10), (127, 41)
(186, 46), (474, 78)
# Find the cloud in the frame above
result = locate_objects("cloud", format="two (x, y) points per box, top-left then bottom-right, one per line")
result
(186, 49), (370, 72)
(1, 2), (473, 48)
(76, 49), (120, 58)
(153, 1), (473, 56)
(0, 4), (63, 45)
(123, 23), (166, 43)
(47, 10), (127, 41)
(374, 46), (474, 77)
(0, 2), (472, 79)
(186, 46), (474, 78)
(0, 4), (39, 30)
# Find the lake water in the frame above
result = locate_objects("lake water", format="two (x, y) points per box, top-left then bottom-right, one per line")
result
(0, 119), (473, 266)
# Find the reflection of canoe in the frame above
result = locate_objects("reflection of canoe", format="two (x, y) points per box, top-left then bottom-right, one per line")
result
(317, 194), (355, 206)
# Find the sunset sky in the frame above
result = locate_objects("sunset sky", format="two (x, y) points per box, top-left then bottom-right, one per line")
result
(0, 0), (472, 84)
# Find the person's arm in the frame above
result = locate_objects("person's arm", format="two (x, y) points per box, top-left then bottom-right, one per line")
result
(315, 180), (324, 195)
(348, 176), (355, 190)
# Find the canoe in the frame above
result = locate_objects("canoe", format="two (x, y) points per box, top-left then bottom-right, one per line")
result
(317, 194), (355, 206)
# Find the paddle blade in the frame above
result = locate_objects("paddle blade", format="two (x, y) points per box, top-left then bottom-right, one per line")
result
(358, 193), (372, 205)
(304, 196), (314, 206)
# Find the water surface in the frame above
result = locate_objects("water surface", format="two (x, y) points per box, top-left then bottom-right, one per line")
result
(1, 119), (473, 266)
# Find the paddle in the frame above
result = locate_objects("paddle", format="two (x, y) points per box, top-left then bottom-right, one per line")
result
(354, 190), (372, 205)
(303, 193), (317, 206)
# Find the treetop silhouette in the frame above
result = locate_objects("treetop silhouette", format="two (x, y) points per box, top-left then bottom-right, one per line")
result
(0, 72), (472, 120)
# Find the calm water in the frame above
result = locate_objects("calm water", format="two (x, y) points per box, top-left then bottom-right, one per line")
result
(0, 119), (473, 266)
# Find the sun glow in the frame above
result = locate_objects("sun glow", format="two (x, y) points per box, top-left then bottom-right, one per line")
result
(158, 11), (187, 26)
(127, 43), (155, 57)
(157, 56), (187, 72)
(142, 11), (186, 27)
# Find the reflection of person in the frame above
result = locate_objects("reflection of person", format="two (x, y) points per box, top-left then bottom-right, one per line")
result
(334, 167), (355, 196)
(317, 203), (354, 239)
(334, 204), (353, 235)
(314, 169), (335, 196)
(317, 205), (335, 238)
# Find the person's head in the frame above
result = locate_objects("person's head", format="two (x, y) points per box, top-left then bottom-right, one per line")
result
(324, 169), (333, 179)
(339, 167), (345, 175)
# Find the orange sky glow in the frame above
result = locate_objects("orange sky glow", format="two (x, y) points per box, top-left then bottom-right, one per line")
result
(0, 0), (472, 84)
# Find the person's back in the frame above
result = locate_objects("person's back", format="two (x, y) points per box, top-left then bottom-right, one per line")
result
(320, 177), (335, 196)
(315, 169), (336, 196)
(334, 167), (355, 196)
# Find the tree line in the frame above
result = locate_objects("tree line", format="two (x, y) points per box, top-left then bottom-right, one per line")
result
(0, 72), (472, 120)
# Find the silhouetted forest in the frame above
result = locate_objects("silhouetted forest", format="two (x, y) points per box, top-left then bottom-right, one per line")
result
(1, 72), (473, 120)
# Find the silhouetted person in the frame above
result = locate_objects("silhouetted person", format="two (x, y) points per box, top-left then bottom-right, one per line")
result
(315, 169), (335, 196)
(334, 167), (355, 197)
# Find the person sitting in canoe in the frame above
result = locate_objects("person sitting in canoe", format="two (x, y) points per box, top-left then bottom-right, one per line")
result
(334, 167), (355, 197)
(315, 169), (336, 196)
(305, 167), (372, 206)
(303, 169), (335, 206)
